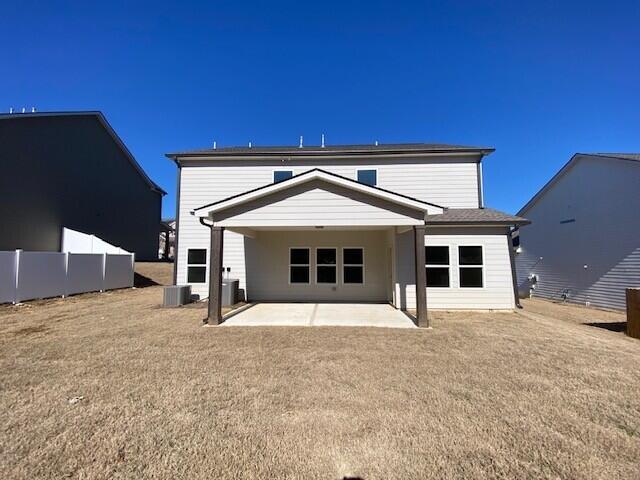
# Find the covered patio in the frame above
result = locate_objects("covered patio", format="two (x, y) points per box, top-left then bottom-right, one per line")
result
(192, 169), (444, 327)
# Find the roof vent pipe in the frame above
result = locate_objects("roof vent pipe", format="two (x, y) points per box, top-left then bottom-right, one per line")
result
(9, 107), (13, 114)
(248, 141), (252, 148)
(213, 141), (217, 150)
(321, 134), (325, 148)
(21, 107), (26, 113)
(375, 140), (379, 146)
(31, 107), (36, 113)
(299, 135), (303, 148)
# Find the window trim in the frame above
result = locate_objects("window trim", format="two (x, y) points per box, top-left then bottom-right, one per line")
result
(273, 169), (294, 183)
(355, 168), (378, 187)
(289, 247), (310, 285)
(425, 245), (450, 288)
(342, 247), (365, 285)
(186, 248), (207, 284)
(315, 247), (337, 285)
(458, 245), (485, 289)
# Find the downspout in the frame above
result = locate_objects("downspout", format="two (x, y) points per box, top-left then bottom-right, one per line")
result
(477, 159), (485, 208)
(172, 159), (182, 285)
(507, 226), (522, 309)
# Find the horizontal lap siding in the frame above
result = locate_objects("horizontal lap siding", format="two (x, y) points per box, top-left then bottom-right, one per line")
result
(177, 158), (479, 298)
(246, 230), (389, 302)
(516, 156), (640, 310)
(395, 227), (515, 310)
(217, 188), (422, 226)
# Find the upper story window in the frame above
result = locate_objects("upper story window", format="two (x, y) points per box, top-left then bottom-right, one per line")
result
(356, 169), (377, 186)
(273, 170), (293, 183)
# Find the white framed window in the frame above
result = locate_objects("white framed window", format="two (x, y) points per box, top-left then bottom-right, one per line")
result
(458, 246), (484, 288)
(342, 247), (364, 284)
(356, 169), (377, 186)
(273, 170), (293, 183)
(289, 247), (310, 284)
(187, 248), (207, 283)
(316, 247), (337, 284)
(425, 246), (450, 288)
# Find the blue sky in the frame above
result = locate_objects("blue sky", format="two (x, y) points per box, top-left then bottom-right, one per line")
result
(3, 1), (639, 218)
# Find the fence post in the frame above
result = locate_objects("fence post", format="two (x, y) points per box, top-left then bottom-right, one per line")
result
(13, 249), (21, 304)
(101, 253), (107, 292)
(130, 253), (136, 288)
(62, 252), (69, 299)
(627, 288), (640, 340)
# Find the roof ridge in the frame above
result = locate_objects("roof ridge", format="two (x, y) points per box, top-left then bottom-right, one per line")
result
(167, 143), (494, 159)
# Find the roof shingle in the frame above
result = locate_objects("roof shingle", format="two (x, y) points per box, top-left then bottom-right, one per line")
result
(426, 208), (530, 226)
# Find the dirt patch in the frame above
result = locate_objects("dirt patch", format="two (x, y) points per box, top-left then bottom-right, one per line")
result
(1, 288), (639, 479)
(522, 297), (627, 333)
(11, 324), (50, 336)
(134, 262), (173, 286)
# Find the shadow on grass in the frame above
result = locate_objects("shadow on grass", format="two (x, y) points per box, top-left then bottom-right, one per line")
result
(583, 321), (627, 333)
(134, 272), (160, 288)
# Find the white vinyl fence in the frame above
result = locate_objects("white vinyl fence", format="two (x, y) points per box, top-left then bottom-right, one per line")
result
(0, 250), (135, 304)
(61, 227), (131, 254)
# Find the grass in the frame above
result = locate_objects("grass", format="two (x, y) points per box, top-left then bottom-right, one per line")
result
(1, 265), (639, 479)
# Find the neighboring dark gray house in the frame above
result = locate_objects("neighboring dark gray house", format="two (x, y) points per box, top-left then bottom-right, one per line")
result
(0, 111), (165, 260)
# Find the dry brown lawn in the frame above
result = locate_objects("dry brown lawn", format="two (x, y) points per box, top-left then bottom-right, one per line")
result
(1, 270), (639, 479)
(134, 261), (174, 287)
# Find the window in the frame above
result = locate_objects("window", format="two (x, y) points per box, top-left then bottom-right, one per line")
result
(356, 169), (377, 186)
(289, 248), (310, 284)
(425, 246), (450, 287)
(273, 170), (293, 183)
(316, 248), (337, 283)
(459, 246), (483, 288)
(343, 248), (364, 284)
(187, 249), (207, 283)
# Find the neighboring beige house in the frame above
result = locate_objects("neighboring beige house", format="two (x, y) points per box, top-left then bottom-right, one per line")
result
(516, 153), (640, 310)
(167, 143), (529, 325)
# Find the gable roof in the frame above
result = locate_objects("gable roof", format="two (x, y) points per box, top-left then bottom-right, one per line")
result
(425, 208), (530, 226)
(517, 153), (640, 216)
(0, 111), (166, 195)
(167, 143), (494, 161)
(193, 168), (445, 217)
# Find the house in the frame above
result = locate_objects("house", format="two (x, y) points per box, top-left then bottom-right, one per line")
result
(159, 219), (176, 259)
(515, 153), (640, 310)
(0, 111), (166, 260)
(166, 143), (529, 326)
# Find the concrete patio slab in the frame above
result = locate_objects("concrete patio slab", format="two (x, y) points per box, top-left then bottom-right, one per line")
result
(222, 303), (417, 328)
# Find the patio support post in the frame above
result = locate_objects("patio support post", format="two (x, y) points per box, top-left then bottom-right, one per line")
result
(207, 226), (224, 325)
(414, 225), (429, 327)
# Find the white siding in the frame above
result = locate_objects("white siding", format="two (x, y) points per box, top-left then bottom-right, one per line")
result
(177, 156), (480, 298)
(395, 227), (515, 310)
(214, 186), (424, 227)
(245, 230), (390, 302)
(516, 155), (640, 310)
